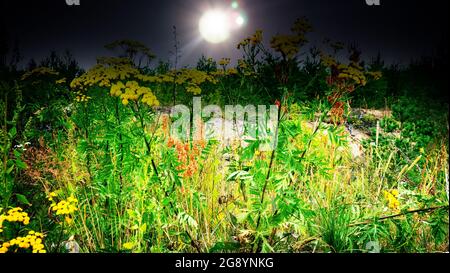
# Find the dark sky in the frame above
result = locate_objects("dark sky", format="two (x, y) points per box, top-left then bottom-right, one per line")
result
(1, 0), (448, 68)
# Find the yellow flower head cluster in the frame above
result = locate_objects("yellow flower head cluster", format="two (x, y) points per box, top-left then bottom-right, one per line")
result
(138, 68), (218, 95)
(384, 189), (400, 211)
(211, 68), (238, 77)
(320, 53), (337, 67)
(237, 29), (263, 49)
(50, 196), (78, 216)
(270, 18), (311, 60)
(47, 191), (58, 202)
(237, 59), (255, 77)
(122, 241), (134, 250)
(320, 52), (373, 87)
(74, 91), (92, 103)
(70, 57), (161, 107)
(0, 207), (30, 232)
(136, 74), (161, 83)
(70, 57), (140, 90)
(218, 58), (231, 66)
(175, 69), (218, 86)
(1, 230), (46, 253)
(186, 84), (202, 95)
(337, 63), (368, 86)
(110, 81), (159, 107)
(168, 69), (218, 94)
(21, 67), (59, 81)
(226, 68), (238, 75)
(270, 35), (305, 60)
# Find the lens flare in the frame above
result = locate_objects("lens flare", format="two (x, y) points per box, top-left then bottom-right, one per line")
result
(236, 15), (245, 26)
(199, 10), (230, 44)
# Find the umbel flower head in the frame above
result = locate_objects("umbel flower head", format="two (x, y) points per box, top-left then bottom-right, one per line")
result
(237, 29), (263, 49)
(0, 230), (46, 253)
(21, 67), (59, 81)
(110, 80), (159, 106)
(74, 91), (92, 103)
(270, 17), (312, 60)
(384, 189), (400, 212)
(70, 56), (160, 107)
(70, 57), (140, 90)
(49, 194), (78, 216)
(218, 58), (231, 66)
(0, 207), (30, 233)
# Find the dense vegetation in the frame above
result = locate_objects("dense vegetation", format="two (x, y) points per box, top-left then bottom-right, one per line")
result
(0, 19), (448, 253)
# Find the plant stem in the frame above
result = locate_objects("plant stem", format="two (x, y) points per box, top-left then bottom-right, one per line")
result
(349, 205), (449, 227)
(253, 95), (283, 252)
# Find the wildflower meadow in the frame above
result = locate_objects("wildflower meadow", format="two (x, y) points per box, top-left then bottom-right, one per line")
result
(0, 14), (448, 255)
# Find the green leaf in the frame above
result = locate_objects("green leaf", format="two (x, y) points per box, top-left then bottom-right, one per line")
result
(16, 193), (31, 206)
(13, 149), (22, 158)
(8, 127), (17, 138)
(15, 159), (27, 169)
(6, 164), (14, 175)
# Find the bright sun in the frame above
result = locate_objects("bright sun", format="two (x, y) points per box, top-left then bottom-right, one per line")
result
(199, 10), (230, 44)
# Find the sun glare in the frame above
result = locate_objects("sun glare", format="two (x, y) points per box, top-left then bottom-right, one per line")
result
(199, 10), (230, 44)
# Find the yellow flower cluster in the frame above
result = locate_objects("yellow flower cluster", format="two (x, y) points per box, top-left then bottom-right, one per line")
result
(384, 189), (400, 211)
(186, 84), (202, 95)
(173, 69), (218, 86)
(0, 231), (46, 253)
(337, 63), (367, 86)
(237, 59), (255, 77)
(138, 68), (218, 95)
(47, 191), (58, 202)
(211, 68), (238, 77)
(50, 196), (78, 216)
(74, 91), (92, 103)
(70, 57), (140, 90)
(0, 207), (30, 232)
(320, 53), (337, 67)
(157, 69), (218, 95)
(226, 68), (238, 75)
(270, 35), (305, 59)
(218, 58), (231, 66)
(122, 241), (134, 250)
(320, 52), (374, 87)
(110, 81), (160, 106)
(136, 74), (161, 83)
(71, 57), (218, 100)
(237, 29), (263, 49)
(270, 18), (311, 60)
(70, 57), (161, 107)
(21, 67), (59, 81)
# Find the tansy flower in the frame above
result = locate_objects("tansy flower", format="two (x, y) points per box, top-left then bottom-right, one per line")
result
(0, 207), (31, 232)
(47, 191), (58, 202)
(21, 67), (59, 81)
(218, 58), (231, 66)
(0, 230), (46, 254)
(50, 195), (78, 216)
(384, 189), (400, 212)
(122, 242), (134, 250)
